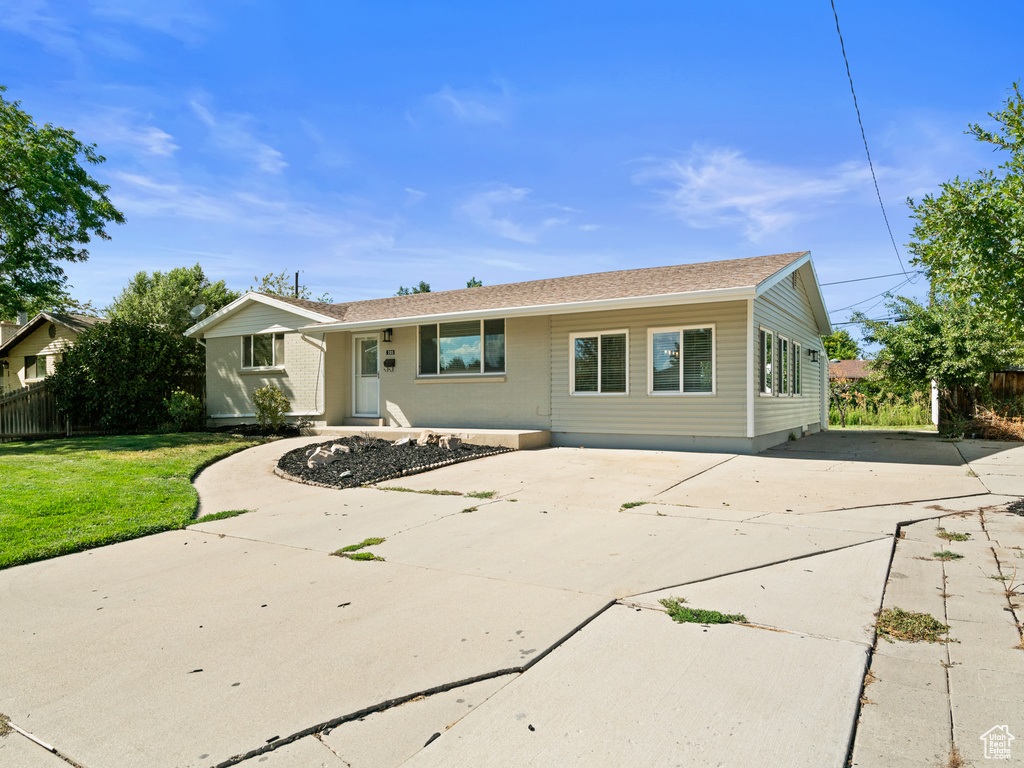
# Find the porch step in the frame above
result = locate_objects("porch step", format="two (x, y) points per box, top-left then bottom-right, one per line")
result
(342, 417), (386, 427)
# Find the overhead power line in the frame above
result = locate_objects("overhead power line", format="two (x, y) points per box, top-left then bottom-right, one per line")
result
(820, 270), (921, 287)
(830, 0), (914, 281)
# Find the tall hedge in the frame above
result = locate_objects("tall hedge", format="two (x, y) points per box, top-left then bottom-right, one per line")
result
(50, 319), (204, 431)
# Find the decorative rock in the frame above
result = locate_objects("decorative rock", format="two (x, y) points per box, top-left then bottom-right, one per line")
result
(438, 434), (462, 450)
(330, 444), (350, 455)
(416, 432), (438, 447)
(392, 437), (411, 447)
(307, 447), (341, 468)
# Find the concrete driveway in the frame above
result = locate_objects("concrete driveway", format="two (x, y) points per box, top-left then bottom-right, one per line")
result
(0, 430), (1021, 768)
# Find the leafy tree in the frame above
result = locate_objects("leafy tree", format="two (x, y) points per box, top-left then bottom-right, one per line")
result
(250, 271), (332, 303)
(396, 280), (431, 296)
(0, 85), (125, 318)
(3, 289), (99, 321)
(821, 329), (861, 360)
(906, 83), (1024, 339)
(828, 375), (857, 428)
(466, 276), (483, 288)
(108, 264), (239, 335)
(858, 296), (1020, 414)
(50, 319), (204, 431)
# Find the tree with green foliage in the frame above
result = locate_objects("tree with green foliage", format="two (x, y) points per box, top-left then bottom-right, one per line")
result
(396, 280), (431, 296)
(906, 82), (1024, 341)
(250, 271), (332, 303)
(858, 296), (1020, 413)
(821, 329), (861, 360)
(0, 85), (125, 319)
(108, 264), (239, 335)
(466, 276), (483, 288)
(50, 319), (204, 432)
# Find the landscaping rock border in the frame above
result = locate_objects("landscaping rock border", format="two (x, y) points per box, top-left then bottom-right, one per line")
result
(275, 436), (512, 490)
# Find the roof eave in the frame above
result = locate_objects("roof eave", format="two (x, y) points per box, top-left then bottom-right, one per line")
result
(296, 285), (758, 333)
(184, 292), (340, 338)
(754, 252), (832, 336)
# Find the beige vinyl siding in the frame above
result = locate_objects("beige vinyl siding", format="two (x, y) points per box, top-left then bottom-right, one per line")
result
(204, 304), (317, 338)
(550, 301), (747, 438)
(206, 332), (326, 421)
(2, 322), (78, 392)
(753, 268), (824, 436)
(380, 316), (551, 429)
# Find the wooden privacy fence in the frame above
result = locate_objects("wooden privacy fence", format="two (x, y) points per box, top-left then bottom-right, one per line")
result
(0, 380), (65, 442)
(990, 370), (1024, 398)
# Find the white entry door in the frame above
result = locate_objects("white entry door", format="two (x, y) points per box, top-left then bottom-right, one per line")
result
(353, 335), (380, 416)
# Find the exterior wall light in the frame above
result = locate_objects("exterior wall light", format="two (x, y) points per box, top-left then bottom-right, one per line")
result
(382, 328), (393, 343)
(807, 348), (820, 363)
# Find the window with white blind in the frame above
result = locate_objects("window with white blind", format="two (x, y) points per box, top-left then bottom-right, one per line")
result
(570, 330), (628, 394)
(779, 337), (790, 396)
(759, 328), (774, 395)
(648, 325), (715, 395)
(793, 342), (802, 395)
(418, 319), (505, 376)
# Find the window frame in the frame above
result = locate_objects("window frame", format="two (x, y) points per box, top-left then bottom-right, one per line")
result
(25, 354), (46, 381)
(759, 328), (774, 396)
(569, 329), (630, 396)
(241, 333), (286, 370)
(647, 324), (716, 396)
(779, 336), (791, 396)
(416, 318), (506, 377)
(793, 341), (802, 396)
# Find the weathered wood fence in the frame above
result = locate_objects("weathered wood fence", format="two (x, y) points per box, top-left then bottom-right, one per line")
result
(990, 370), (1024, 398)
(0, 381), (66, 442)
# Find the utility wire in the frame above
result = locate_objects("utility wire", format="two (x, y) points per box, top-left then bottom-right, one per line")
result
(830, 0), (913, 281)
(827, 277), (912, 314)
(820, 270), (921, 286)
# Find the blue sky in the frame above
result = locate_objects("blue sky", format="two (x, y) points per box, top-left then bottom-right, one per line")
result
(2, 1), (1020, 345)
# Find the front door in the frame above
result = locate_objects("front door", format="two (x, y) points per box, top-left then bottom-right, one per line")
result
(353, 335), (380, 416)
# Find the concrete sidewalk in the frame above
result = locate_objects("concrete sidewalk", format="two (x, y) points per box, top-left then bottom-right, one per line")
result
(1, 430), (1022, 767)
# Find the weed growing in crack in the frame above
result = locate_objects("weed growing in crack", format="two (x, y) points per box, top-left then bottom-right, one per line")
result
(936, 528), (971, 542)
(659, 596), (746, 625)
(620, 501), (648, 511)
(465, 490), (496, 499)
(0, 713), (10, 737)
(378, 486), (463, 496)
(933, 550), (964, 561)
(332, 537), (386, 561)
(876, 607), (951, 643)
(461, 507), (478, 514)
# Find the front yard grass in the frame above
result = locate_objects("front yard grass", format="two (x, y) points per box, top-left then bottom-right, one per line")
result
(0, 433), (263, 570)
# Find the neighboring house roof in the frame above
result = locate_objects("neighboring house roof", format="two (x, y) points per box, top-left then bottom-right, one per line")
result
(186, 251), (832, 338)
(828, 359), (873, 380)
(0, 312), (106, 357)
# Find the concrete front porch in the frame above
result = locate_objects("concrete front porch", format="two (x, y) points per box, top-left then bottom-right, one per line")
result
(302, 425), (551, 451)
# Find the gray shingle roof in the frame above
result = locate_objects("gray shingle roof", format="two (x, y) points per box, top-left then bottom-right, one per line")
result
(265, 251), (808, 326)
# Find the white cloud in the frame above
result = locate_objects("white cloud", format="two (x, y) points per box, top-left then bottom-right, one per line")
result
(90, 0), (211, 43)
(633, 146), (873, 240)
(404, 187), (427, 205)
(430, 83), (511, 124)
(458, 184), (569, 243)
(189, 99), (287, 173)
(78, 110), (178, 157)
(0, 0), (82, 61)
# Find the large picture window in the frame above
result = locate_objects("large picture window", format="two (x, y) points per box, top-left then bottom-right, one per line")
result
(571, 330), (628, 394)
(649, 326), (714, 394)
(242, 333), (285, 369)
(418, 319), (505, 376)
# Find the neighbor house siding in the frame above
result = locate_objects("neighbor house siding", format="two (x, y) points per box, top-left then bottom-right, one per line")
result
(550, 300), (748, 440)
(206, 332), (327, 423)
(753, 269), (824, 436)
(3, 323), (77, 392)
(379, 316), (551, 429)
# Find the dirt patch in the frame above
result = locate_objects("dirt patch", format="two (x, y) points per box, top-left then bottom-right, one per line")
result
(277, 436), (511, 489)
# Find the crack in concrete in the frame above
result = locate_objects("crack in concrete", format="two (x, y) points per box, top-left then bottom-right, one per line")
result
(211, 599), (616, 768)
(313, 732), (352, 767)
(4, 720), (89, 768)
(647, 455), (737, 500)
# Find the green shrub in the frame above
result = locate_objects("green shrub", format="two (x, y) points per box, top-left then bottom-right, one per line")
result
(164, 389), (204, 431)
(50, 319), (204, 432)
(252, 384), (290, 430)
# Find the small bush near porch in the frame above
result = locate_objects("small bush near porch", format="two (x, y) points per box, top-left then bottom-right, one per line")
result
(0, 433), (262, 569)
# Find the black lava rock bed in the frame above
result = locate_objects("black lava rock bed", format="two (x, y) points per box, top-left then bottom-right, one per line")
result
(277, 436), (511, 489)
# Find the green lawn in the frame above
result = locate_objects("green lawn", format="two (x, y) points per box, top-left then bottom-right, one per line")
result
(0, 433), (263, 570)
